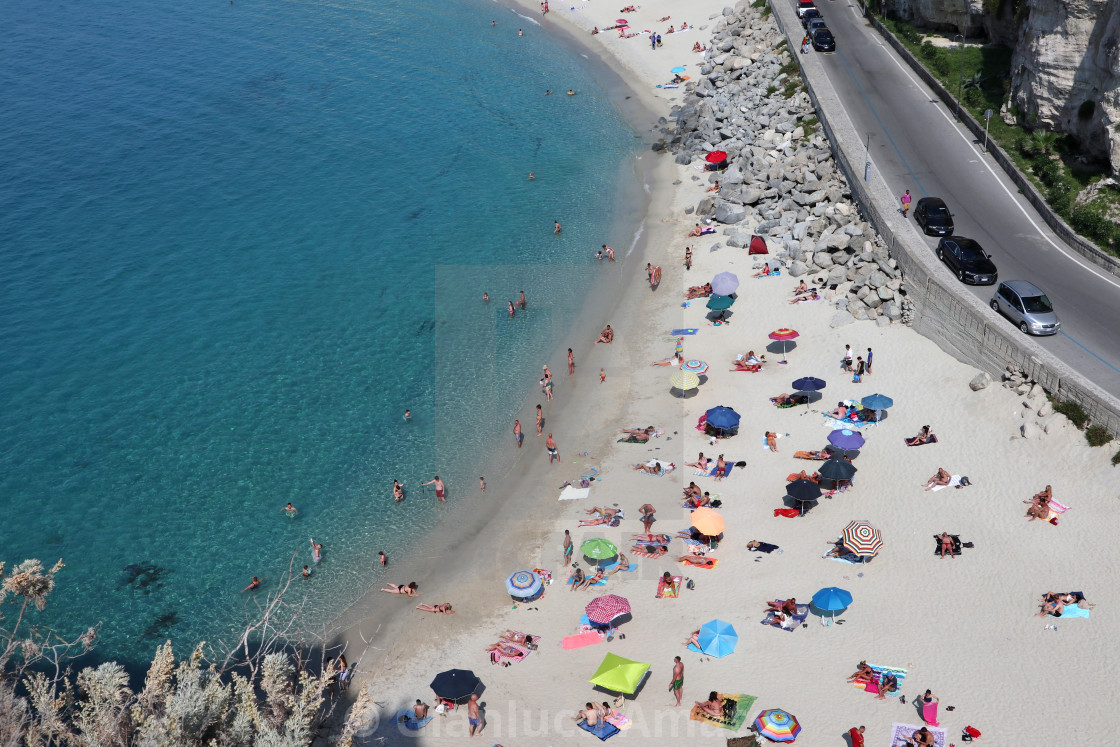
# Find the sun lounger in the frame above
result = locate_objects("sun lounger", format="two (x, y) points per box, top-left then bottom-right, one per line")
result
(577, 719), (620, 740)
(656, 575), (682, 598)
(760, 602), (809, 631)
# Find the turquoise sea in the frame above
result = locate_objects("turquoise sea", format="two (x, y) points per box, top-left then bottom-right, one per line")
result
(0, 0), (642, 667)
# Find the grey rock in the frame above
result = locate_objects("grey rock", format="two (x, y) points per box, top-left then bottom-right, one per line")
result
(1016, 383), (1032, 395)
(739, 187), (763, 204)
(969, 372), (992, 391)
(675, 153), (692, 165)
(789, 260), (809, 277)
(876, 315), (892, 328)
(714, 201), (748, 224)
(1038, 400), (1054, 417)
(867, 271), (887, 289)
(697, 196), (715, 215)
(1028, 383), (1045, 399)
(685, 206), (695, 215)
(877, 286), (894, 301)
(826, 265), (848, 286)
(1021, 421), (1041, 439)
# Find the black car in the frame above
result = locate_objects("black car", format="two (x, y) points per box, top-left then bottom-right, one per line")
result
(936, 236), (997, 285)
(801, 8), (822, 27)
(914, 197), (954, 236)
(811, 29), (836, 52)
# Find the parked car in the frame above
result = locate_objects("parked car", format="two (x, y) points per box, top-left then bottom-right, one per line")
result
(797, 0), (816, 18)
(936, 236), (997, 285)
(913, 196), (954, 236)
(807, 18), (828, 35)
(990, 280), (1061, 335)
(811, 28), (836, 52)
(800, 8), (822, 27)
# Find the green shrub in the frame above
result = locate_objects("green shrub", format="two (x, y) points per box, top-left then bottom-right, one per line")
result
(1053, 399), (1089, 429)
(963, 86), (983, 106)
(783, 80), (801, 98)
(1086, 424), (1113, 447)
(1112, 449), (1120, 466)
(780, 59), (799, 76)
(931, 52), (951, 76)
(751, 0), (766, 7)
(1032, 156), (1061, 187)
(1070, 206), (1115, 245)
(1045, 182), (1072, 215)
(766, 84), (778, 96)
(920, 40), (938, 60)
(760, 4), (772, 17)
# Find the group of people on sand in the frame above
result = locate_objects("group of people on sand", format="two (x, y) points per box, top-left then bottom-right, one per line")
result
(732, 350), (765, 371)
(682, 482), (715, 508)
(906, 424), (936, 446)
(1037, 590), (1092, 617)
(573, 700), (623, 728)
(379, 581), (455, 614)
(763, 598), (801, 628)
(1024, 484), (1054, 521)
(790, 279), (821, 303)
(595, 324), (614, 344)
(578, 506), (624, 527)
(685, 282), (712, 299)
(685, 451), (731, 480)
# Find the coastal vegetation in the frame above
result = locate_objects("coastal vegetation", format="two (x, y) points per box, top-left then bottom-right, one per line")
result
(0, 558), (370, 745)
(1050, 399), (1089, 430)
(877, 15), (1120, 258)
(1085, 424), (1113, 448)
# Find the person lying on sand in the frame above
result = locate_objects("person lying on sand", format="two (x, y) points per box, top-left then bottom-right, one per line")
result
(416, 603), (454, 614)
(795, 449), (832, 460)
(619, 5), (636, 11)
(633, 461), (664, 475)
(657, 15), (670, 21)
(875, 671), (899, 699)
(579, 507), (622, 527)
(685, 453), (710, 471)
(922, 468), (951, 491)
(685, 283), (712, 299)
(486, 642), (528, 663)
(823, 541), (852, 558)
(678, 555), (716, 568)
(651, 353), (683, 366)
(790, 291), (820, 304)
(765, 431), (779, 452)
(501, 631), (539, 647)
(827, 402), (849, 419)
(595, 325), (614, 344)
(906, 425), (935, 446)
(766, 598), (798, 616)
(771, 393), (808, 406)
(791, 469), (818, 483)
(847, 660), (874, 683)
(381, 582), (419, 595)
(684, 629), (701, 647)
(695, 692), (724, 717)
(936, 532), (955, 559)
(705, 181), (721, 193)
(620, 426), (656, 441)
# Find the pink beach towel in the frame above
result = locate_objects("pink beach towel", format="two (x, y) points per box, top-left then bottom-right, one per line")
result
(921, 701), (939, 726)
(561, 632), (603, 650)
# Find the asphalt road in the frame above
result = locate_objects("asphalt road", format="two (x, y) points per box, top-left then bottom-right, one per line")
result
(805, 1), (1120, 396)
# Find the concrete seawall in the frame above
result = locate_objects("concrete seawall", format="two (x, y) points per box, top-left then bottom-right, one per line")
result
(767, 0), (1120, 437)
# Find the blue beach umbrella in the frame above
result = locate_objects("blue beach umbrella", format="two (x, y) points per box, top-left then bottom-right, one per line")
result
(695, 619), (738, 657)
(705, 294), (736, 311)
(505, 570), (542, 600)
(827, 428), (865, 450)
(811, 586), (853, 618)
(861, 393), (894, 421)
(705, 406), (740, 433)
(792, 376), (826, 392)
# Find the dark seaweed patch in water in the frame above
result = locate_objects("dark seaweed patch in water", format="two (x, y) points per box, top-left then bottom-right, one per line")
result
(142, 610), (179, 639)
(120, 562), (168, 594)
(45, 535), (63, 545)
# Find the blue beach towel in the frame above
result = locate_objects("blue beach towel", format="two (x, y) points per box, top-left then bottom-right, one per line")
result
(603, 561), (638, 573)
(670, 328), (699, 336)
(755, 269), (781, 278)
(1059, 605), (1090, 619)
(569, 574), (608, 587)
(577, 719), (620, 740)
(708, 463), (735, 478)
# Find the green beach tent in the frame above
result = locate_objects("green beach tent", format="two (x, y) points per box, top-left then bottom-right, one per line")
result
(589, 652), (651, 694)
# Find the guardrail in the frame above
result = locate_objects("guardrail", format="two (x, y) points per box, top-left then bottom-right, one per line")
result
(766, 0), (1120, 437)
(866, 14), (1120, 280)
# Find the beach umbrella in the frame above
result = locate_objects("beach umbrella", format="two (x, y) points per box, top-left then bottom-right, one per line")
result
(768, 328), (799, 363)
(754, 709), (802, 742)
(586, 594), (631, 626)
(616, 17), (628, 23)
(704, 406), (740, 437)
(589, 653), (650, 694)
(841, 520), (883, 558)
(792, 376), (826, 392)
(786, 478), (822, 516)
(705, 150), (728, 164)
(670, 370), (700, 393)
(861, 392), (894, 421)
(505, 570), (542, 600)
(695, 619), (738, 658)
(710, 271), (739, 296)
(430, 669), (481, 703)
(689, 506), (725, 536)
(827, 428), (865, 450)
(817, 457), (857, 481)
(580, 538), (618, 565)
(681, 359), (709, 375)
(705, 294), (735, 311)
(811, 586), (854, 619)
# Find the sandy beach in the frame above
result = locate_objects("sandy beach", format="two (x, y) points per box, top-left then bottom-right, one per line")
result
(344, 1), (1120, 744)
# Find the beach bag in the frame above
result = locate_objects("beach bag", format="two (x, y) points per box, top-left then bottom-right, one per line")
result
(852, 373), (861, 383)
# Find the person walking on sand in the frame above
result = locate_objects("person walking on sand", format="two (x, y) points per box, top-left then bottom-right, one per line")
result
(514, 420), (523, 448)
(568, 348), (575, 375)
(536, 404), (544, 435)
(843, 344), (853, 372)
(467, 694), (482, 736)
(422, 476), (447, 502)
(563, 529), (573, 566)
(546, 433), (560, 464)
(670, 656), (684, 706)
(901, 189), (912, 217)
(600, 368), (606, 383)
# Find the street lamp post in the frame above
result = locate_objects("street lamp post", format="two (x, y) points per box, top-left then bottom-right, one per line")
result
(954, 34), (965, 121)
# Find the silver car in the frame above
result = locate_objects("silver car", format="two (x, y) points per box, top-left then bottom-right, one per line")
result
(990, 280), (1061, 336)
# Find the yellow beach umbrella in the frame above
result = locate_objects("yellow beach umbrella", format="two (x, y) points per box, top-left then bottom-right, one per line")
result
(670, 370), (700, 391)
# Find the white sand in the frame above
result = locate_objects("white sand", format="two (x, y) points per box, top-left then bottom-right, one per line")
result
(350, 1), (1119, 744)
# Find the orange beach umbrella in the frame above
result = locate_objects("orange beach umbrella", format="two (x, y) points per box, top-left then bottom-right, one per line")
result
(690, 506), (725, 536)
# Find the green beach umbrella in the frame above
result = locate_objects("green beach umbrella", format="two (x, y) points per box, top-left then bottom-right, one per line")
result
(589, 653), (651, 694)
(580, 538), (619, 562)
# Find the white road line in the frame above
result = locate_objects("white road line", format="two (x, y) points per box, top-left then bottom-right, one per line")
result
(848, 18), (1120, 290)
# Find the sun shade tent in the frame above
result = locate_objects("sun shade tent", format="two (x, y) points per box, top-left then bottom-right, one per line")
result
(748, 234), (769, 254)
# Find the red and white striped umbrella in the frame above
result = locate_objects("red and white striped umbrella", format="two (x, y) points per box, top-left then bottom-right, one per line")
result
(586, 594), (631, 625)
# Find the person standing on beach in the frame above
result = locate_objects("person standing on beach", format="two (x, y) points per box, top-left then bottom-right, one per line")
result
(866, 347), (873, 374)
(843, 344), (853, 372)
(563, 529), (573, 566)
(422, 476), (447, 502)
(853, 356), (865, 382)
(546, 433), (560, 464)
(568, 348), (575, 375)
(514, 420), (523, 448)
(670, 656), (684, 706)
(541, 366), (553, 401)
(518, 290), (527, 310)
(684, 246), (692, 270)
(600, 368), (606, 383)
(536, 404), (543, 435)
(467, 694), (482, 736)
(901, 189), (912, 217)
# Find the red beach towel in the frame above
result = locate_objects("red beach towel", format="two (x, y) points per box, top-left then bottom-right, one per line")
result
(774, 508), (800, 518)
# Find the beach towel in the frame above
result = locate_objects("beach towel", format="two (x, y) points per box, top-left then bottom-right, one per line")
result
(393, 709), (432, 731)
(773, 508), (800, 518)
(671, 328), (699, 336)
(854, 665), (907, 693)
(577, 718), (620, 740)
(568, 572), (607, 588)
(688, 694), (757, 732)
(731, 364), (763, 373)
(760, 602), (809, 631)
(631, 533), (671, 545)
(533, 568), (553, 586)
(1050, 499), (1071, 513)
(604, 711), (632, 730)
(679, 556), (719, 569)
(747, 541), (780, 553)
(559, 486), (592, 501)
(922, 701), (940, 726)
(1059, 604), (1090, 619)
(787, 473), (820, 484)
(930, 475), (962, 492)
(933, 535), (962, 556)
(656, 575), (682, 598)
(890, 722), (947, 747)
(562, 631), (603, 649)
(754, 269), (781, 278)
(639, 459), (675, 476)
(905, 435), (939, 446)
(826, 553), (866, 564)
(822, 414), (876, 430)
(488, 641), (530, 664)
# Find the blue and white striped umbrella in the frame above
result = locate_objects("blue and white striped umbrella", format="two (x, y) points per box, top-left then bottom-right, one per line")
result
(505, 570), (542, 599)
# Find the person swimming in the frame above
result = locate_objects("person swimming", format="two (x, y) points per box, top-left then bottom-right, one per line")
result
(310, 538), (322, 563)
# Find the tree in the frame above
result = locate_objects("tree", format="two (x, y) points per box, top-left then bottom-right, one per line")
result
(1030, 129), (1059, 156)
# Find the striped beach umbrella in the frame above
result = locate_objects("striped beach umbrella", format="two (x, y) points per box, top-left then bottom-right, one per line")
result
(670, 370), (700, 393)
(841, 520), (883, 558)
(585, 594), (631, 625)
(505, 570), (542, 600)
(754, 708), (802, 742)
(768, 328), (799, 363)
(681, 359), (710, 375)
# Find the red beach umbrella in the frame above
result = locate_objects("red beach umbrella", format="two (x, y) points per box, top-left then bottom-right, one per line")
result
(705, 150), (728, 163)
(586, 594), (631, 625)
(616, 17), (629, 24)
(768, 328), (800, 364)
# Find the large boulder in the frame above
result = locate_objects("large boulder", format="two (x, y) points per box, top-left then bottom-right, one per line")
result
(714, 201), (748, 224)
(789, 260), (809, 277)
(697, 196), (716, 215)
(826, 265), (848, 286)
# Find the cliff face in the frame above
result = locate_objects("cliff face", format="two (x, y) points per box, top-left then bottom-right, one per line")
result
(887, 0), (988, 35)
(1009, 0), (1120, 173)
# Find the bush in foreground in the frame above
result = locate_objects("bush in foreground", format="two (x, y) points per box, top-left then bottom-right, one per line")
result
(1086, 424), (1113, 447)
(1052, 399), (1089, 429)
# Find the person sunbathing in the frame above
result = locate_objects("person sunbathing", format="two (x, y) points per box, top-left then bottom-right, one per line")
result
(595, 325), (614, 344)
(906, 425), (935, 446)
(1024, 485), (1053, 519)
(685, 492), (710, 509)
(620, 426), (655, 441)
(657, 15), (670, 21)
(680, 21), (688, 29)
(751, 265), (773, 277)
(936, 532), (955, 559)
(765, 431), (779, 452)
(683, 481), (701, 499)
(416, 602), (454, 614)
(766, 598), (798, 617)
(770, 393), (807, 406)
(651, 353), (683, 366)
(1037, 597), (1064, 617)
(792, 280), (809, 294)
(827, 402), (849, 419)
(501, 631), (538, 648)
(381, 581), (419, 595)
(789, 291), (819, 304)
(713, 455), (728, 480)
(922, 468), (952, 491)
(486, 641), (528, 663)
(576, 568), (605, 589)
(619, 5), (636, 11)
(607, 553), (630, 574)
(685, 283), (712, 299)
(685, 453), (710, 471)
(733, 358), (763, 371)
(569, 568), (585, 590)
(847, 660), (874, 683)
(824, 541), (852, 558)
(633, 461), (664, 475)
(692, 41), (704, 52)
(591, 26), (599, 34)
(705, 181), (721, 193)
(687, 223), (715, 237)
(909, 726), (935, 746)
(633, 542), (668, 557)
(695, 692), (724, 717)
(795, 449), (831, 460)
(579, 506), (621, 526)
(678, 555), (716, 568)
(764, 610), (788, 627)
(684, 629), (701, 648)
(791, 469), (818, 483)
(875, 672), (899, 700)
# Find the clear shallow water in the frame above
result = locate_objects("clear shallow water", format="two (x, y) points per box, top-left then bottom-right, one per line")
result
(0, 0), (640, 666)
